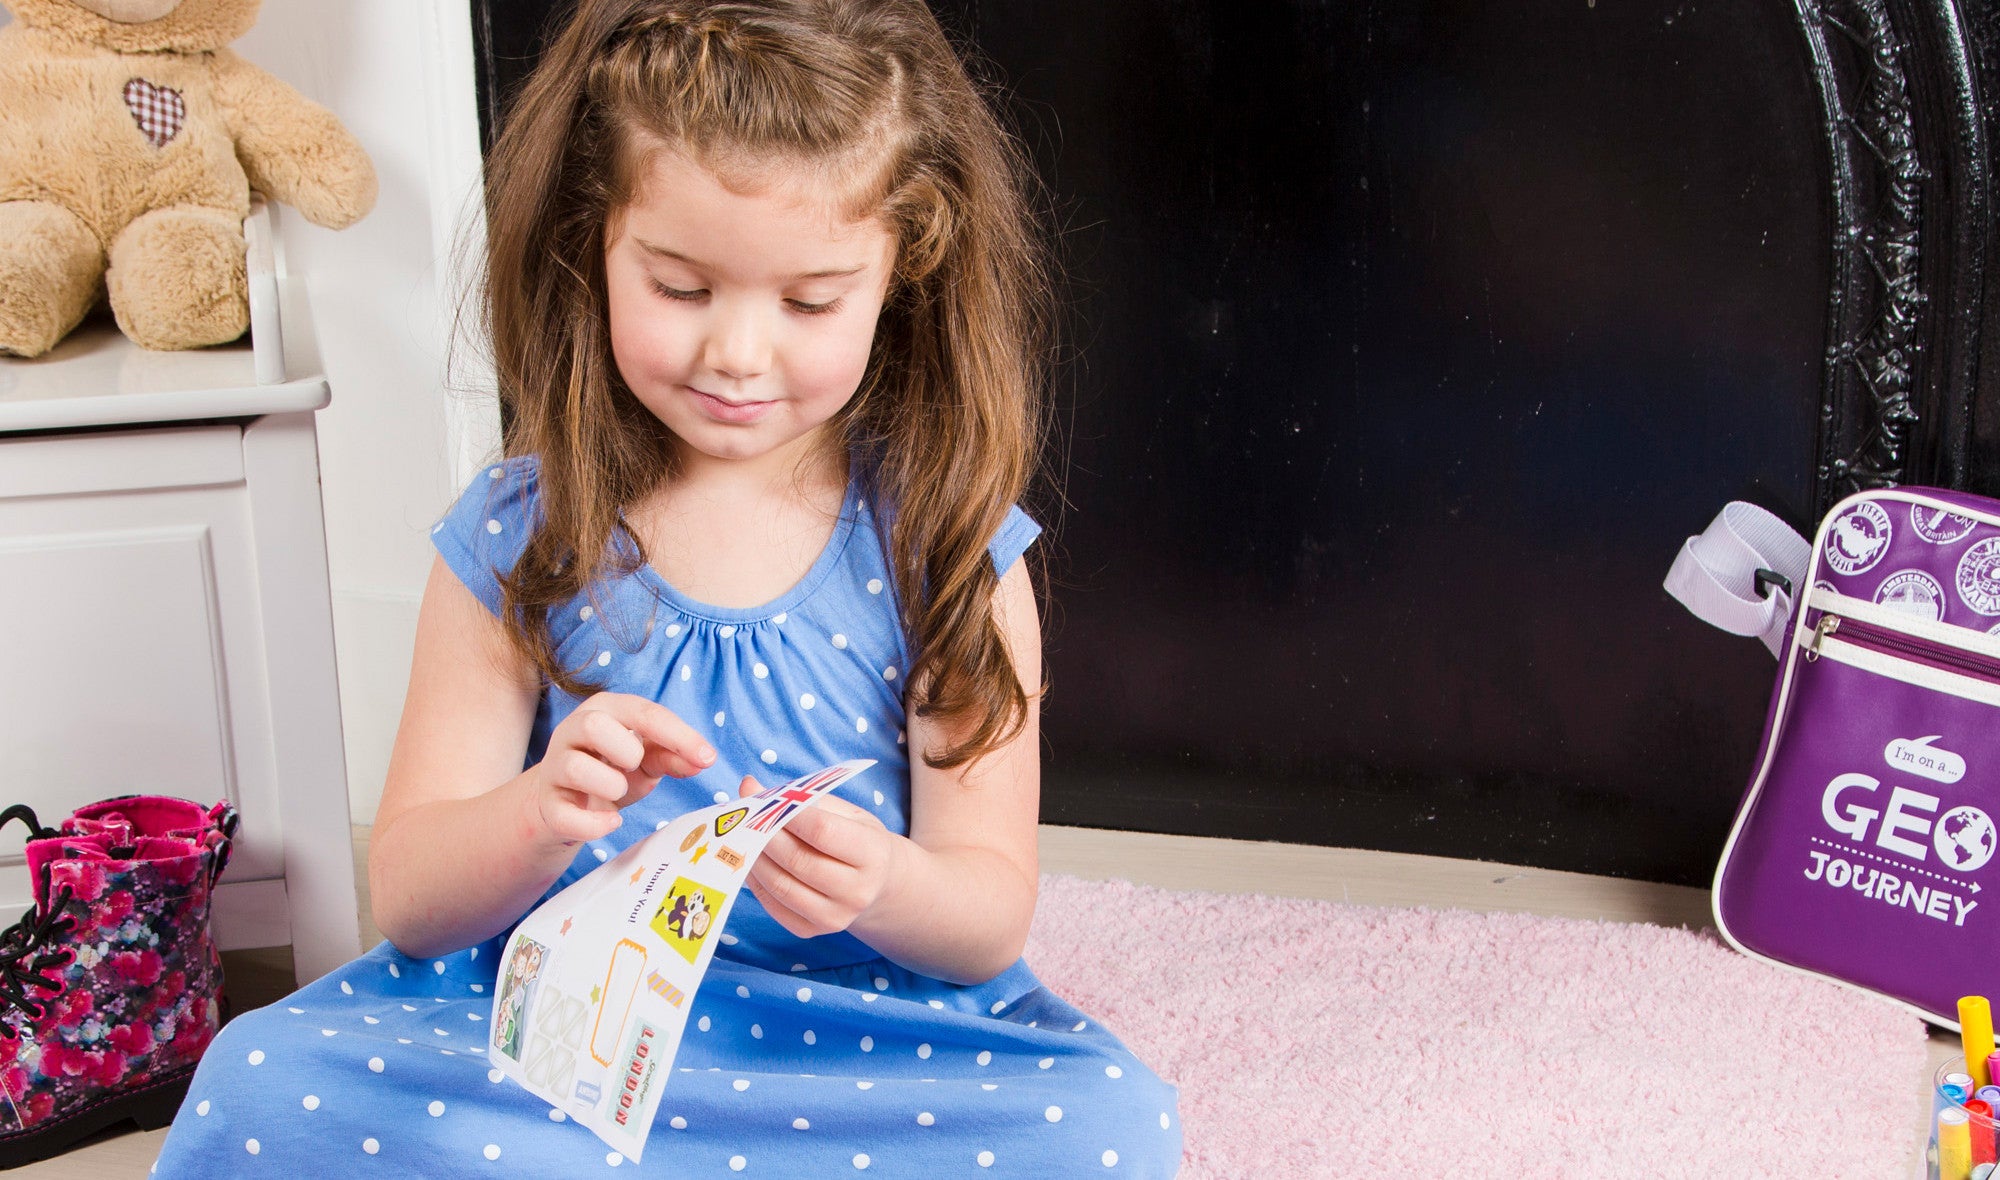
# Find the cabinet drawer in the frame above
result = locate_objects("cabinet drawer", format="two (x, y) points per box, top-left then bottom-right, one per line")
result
(0, 425), (244, 500)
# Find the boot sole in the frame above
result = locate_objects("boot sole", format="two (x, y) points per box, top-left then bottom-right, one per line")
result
(0, 1066), (193, 1169)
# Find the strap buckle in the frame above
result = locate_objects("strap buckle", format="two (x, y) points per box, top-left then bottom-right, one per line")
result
(1754, 568), (1792, 600)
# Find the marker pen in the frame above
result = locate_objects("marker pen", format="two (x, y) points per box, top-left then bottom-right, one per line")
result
(1945, 1107), (1976, 1180)
(1967, 996), (1998, 1089)
(1979, 1086), (2000, 1107)
(1968, 1099), (1998, 1168)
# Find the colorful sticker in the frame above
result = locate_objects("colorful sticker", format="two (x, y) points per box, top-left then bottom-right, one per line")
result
(715, 845), (745, 871)
(1827, 501), (1893, 576)
(715, 807), (749, 837)
(650, 877), (725, 964)
(493, 936), (548, 1061)
(679, 826), (703, 853)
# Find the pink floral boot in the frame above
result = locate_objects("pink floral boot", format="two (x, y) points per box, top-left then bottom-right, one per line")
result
(0, 824), (232, 1165)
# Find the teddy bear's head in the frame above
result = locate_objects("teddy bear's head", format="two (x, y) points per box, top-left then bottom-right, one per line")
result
(3, 0), (261, 53)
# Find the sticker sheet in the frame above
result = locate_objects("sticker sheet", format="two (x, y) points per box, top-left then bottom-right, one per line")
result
(488, 759), (875, 1160)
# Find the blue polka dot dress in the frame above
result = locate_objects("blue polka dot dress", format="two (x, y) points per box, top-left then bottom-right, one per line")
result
(153, 457), (1183, 1177)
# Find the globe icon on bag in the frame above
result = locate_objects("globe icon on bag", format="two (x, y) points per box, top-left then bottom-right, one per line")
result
(1936, 806), (1997, 872)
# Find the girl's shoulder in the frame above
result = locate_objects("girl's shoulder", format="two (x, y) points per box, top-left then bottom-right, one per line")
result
(430, 455), (544, 616)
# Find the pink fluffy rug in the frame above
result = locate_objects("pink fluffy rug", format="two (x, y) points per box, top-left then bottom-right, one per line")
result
(1023, 873), (1928, 1178)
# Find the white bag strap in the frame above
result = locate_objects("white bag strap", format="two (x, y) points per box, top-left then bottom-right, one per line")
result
(1663, 502), (1813, 659)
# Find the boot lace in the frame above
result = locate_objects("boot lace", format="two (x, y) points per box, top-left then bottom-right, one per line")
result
(0, 869), (76, 1023)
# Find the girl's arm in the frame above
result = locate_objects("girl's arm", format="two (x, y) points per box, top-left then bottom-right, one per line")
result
(369, 557), (716, 958)
(744, 559), (1043, 984)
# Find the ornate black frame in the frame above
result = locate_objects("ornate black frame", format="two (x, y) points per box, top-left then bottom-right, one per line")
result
(1799, 0), (1995, 509)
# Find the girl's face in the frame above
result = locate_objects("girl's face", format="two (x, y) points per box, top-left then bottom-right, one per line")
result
(604, 150), (898, 475)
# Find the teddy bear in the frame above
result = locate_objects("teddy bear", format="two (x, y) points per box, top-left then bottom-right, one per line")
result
(0, 0), (376, 356)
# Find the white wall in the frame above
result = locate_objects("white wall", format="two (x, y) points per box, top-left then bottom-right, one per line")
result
(234, 1), (498, 823)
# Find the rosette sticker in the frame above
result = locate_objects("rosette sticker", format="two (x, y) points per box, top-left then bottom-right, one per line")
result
(1876, 569), (1945, 621)
(1957, 537), (2000, 616)
(1912, 504), (1979, 545)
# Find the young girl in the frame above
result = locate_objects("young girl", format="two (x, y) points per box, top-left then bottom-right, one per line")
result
(154, 1), (1181, 1174)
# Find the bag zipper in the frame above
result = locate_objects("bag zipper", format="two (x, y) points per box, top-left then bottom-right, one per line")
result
(1808, 612), (2000, 683)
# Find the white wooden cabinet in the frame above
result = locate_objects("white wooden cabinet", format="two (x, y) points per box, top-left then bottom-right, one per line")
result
(0, 205), (362, 983)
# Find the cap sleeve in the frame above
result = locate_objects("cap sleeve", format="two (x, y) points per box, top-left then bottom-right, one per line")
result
(431, 456), (542, 617)
(987, 505), (1042, 576)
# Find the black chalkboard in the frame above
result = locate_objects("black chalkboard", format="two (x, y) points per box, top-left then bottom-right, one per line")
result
(468, 0), (2000, 885)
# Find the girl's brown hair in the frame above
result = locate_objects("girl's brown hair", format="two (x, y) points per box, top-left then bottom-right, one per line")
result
(481, 0), (1049, 768)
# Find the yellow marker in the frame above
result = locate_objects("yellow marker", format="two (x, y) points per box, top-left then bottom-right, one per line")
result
(1942, 1107), (1974, 1180)
(1964, 996), (1997, 1089)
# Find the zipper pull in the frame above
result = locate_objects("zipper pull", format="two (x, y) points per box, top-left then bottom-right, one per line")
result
(1807, 614), (1841, 661)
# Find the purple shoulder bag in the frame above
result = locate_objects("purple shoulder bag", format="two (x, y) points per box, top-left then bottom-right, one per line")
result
(1675, 487), (2000, 1027)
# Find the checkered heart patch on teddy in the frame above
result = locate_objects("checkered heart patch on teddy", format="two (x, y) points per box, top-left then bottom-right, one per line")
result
(124, 78), (186, 148)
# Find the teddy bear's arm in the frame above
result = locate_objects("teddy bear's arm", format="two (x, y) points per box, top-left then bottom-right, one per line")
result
(211, 49), (378, 231)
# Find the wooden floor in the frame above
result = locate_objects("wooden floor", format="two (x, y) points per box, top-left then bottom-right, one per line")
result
(22, 825), (1951, 1175)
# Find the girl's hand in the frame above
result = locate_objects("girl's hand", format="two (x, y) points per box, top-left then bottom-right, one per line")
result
(738, 776), (901, 938)
(526, 693), (715, 847)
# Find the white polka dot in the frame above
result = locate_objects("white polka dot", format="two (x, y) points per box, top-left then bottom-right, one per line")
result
(362, 1138), (379, 1155)
(977, 1051), (992, 1066)
(928, 1000), (945, 1010)
(719, 625), (737, 638)
(1105, 1065), (1124, 1078)
(548, 1109), (566, 1122)
(196, 1100), (211, 1116)
(716, 712), (727, 726)
(397, 1038), (413, 1044)
(873, 790), (885, 806)
(340, 981), (354, 995)
(369, 1057), (385, 1073)
(388, 963), (401, 978)
(597, 651), (612, 667)
(774, 612), (788, 624)
(580, 605), (594, 621)
(1073, 1021), (1088, 1032)
(791, 963), (809, 972)
(287, 1007), (303, 1014)
(981, 1083), (998, 1091)
(486, 519), (502, 535)
(1045, 1106), (1063, 1122)
(832, 634), (849, 649)
(246, 1140), (261, 1155)
(720, 933), (739, 945)
(434, 961), (447, 975)
(321, 1029), (338, 1037)
(441, 1049), (458, 1057)
(989, 1001), (1006, 1014)
(489, 467), (504, 479)
(607, 1151), (624, 1166)
(698, 1016), (711, 1032)
(247, 1049), (265, 1065)
(733, 1079), (750, 1092)
(1039, 1058), (1053, 1069)
(363, 1015), (380, 1025)
(873, 976), (889, 990)
(303, 1095), (320, 1111)
(681, 665), (692, 681)
(1159, 1112), (1171, 1129)
(793, 1117), (810, 1130)
(401, 1004), (416, 1012)
(713, 792), (729, 803)
(435, 1028), (450, 1037)
(796, 987), (812, 1002)
(469, 1012), (483, 1021)
(671, 1116), (687, 1129)
(883, 666), (898, 681)
(1103, 1150), (1119, 1167)
(917, 1112), (935, 1127)
(861, 993), (878, 1003)
(762, 749), (777, 764)
(856, 1081), (874, 1090)
(867, 579), (883, 594)
(799, 694), (816, 709)
(736, 985), (750, 998)
(666, 623), (682, 638)
(854, 1154), (871, 1169)
(730, 1158), (747, 1172)
(860, 1036), (874, 1052)
(855, 717), (869, 733)
(917, 1043), (932, 1059)
(751, 1024), (763, 1039)
(484, 1144), (502, 1160)
(753, 663), (769, 679)
(432, 522), (444, 534)
(803, 1030), (817, 1045)
(978, 1152), (995, 1168)
(488, 1069), (504, 1083)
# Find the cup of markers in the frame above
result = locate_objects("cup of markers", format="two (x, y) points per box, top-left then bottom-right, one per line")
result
(1933, 996), (2000, 1180)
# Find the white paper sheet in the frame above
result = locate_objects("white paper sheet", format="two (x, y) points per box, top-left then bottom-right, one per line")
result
(487, 759), (876, 1160)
